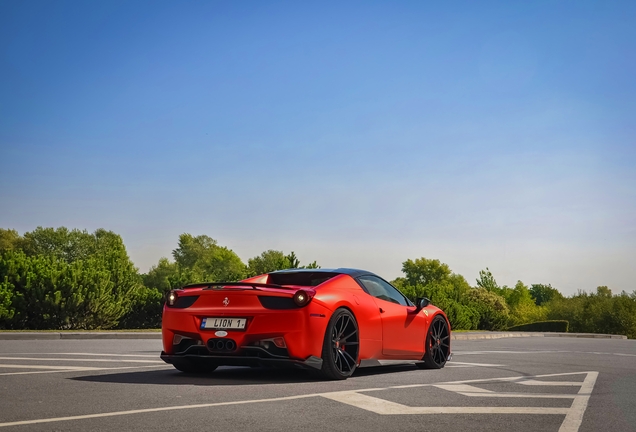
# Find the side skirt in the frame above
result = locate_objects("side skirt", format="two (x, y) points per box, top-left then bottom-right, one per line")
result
(358, 359), (420, 368)
(359, 353), (452, 368)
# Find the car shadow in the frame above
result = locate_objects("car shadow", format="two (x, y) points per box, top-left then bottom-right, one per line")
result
(353, 364), (419, 376)
(72, 366), (321, 386)
(72, 363), (423, 386)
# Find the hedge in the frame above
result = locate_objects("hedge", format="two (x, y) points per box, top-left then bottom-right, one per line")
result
(507, 320), (569, 333)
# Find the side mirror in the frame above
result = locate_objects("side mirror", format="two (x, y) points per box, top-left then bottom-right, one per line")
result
(415, 297), (430, 310)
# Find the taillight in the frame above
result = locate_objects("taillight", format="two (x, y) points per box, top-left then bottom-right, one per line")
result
(165, 291), (199, 308)
(293, 290), (311, 307)
(167, 290), (178, 306)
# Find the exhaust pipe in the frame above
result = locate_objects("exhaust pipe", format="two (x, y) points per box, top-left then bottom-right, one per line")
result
(207, 338), (237, 352)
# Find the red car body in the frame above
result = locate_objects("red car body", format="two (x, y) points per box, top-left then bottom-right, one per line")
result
(161, 268), (451, 379)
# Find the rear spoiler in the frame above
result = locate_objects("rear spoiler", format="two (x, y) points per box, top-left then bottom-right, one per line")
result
(180, 282), (295, 291)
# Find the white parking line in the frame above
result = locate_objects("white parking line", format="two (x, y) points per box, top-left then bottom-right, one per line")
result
(0, 356), (163, 364)
(0, 371), (598, 430)
(0, 393), (318, 428)
(518, 380), (583, 386)
(0, 364), (171, 376)
(322, 392), (571, 415)
(6, 353), (159, 358)
(560, 371), (598, 432)
(385, 371), (591, 389)
(330, 371), (598, 432)
(455, 350), (564, 355)
(434, 384), (577, 399)
(434, 384), (493, 393)
(0, 364), (102, 371)
(446, 362), (504, 368)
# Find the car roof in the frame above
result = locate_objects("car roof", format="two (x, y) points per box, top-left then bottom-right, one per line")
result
(269, 268), (377, 279)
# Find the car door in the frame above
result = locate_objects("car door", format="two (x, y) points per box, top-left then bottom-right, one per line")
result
(357, 275), (427, 357)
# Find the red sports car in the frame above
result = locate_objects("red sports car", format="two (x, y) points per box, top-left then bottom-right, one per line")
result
(160, 268), (451, 380)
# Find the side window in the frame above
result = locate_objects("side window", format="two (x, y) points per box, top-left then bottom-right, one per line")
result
(358, 276), (411, 307)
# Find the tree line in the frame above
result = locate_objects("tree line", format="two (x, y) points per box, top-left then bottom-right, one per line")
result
(0, 227), (634, 338)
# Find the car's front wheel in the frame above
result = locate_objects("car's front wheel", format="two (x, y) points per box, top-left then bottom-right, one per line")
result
(416, 315), (450, 369)
(320, 308), (359, 380)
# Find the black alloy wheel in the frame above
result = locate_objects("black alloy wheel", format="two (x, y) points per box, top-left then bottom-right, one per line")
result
(417, 315), (450, 369)
(320, 308), (360, 380)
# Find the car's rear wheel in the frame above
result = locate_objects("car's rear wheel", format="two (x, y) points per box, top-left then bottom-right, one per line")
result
(320, 308), (359, 380)
(173, 361), (218, 374)
(416, 315), (450, 369)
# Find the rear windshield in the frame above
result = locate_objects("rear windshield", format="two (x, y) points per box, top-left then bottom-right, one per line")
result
(268, 272), (339, 287)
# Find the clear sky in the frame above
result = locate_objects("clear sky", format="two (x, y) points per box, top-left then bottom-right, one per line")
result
(1, 0), (634, 295)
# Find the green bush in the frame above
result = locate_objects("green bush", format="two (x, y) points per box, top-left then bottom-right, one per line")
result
(116, 285), (163, 329)
(465, 288), (510, 330)
(507, 320), (569, 332)
(0, 228), (141, 330)
(2, 229), (635, 339)
(547, 288), (636, 339)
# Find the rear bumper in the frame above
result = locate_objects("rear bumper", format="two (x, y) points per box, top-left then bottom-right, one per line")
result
(160, 347), (323, 370)
(162, 302), (333, 360)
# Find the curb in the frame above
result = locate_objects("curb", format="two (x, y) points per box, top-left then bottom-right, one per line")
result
(0, 331), (627, 341)
(452, 332), (627, 340)
(543, 332), (627, 339)
(452, 332), (543, 341)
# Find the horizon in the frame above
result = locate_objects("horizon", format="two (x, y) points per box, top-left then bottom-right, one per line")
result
(2, 225), (629, 296)
(1, 1), (634, 296)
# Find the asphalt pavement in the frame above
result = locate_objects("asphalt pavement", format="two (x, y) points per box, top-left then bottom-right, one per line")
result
(0, 330), (626, 340)
(0, 337), (634, 431)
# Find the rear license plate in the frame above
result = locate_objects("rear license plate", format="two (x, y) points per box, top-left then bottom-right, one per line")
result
(201, 317), (247, 330)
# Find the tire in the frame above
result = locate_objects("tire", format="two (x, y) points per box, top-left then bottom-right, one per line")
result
(173, 361), (218, 374)
(320, 308), (360, 380)
(416, 315), (450, 369)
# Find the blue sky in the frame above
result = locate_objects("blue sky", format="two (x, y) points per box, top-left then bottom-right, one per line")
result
(1, 0), (634, 294)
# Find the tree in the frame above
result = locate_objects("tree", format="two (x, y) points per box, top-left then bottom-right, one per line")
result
(120, 233), (248, 327)
(172, 234), (246, 282)
(530, 284), (563, 306)
(0, 276), (14, 321)
(20, 227), (96, 262)
(507, 281), (534, 308)
(120, 258), (181, 329)
(0, 229), (23, 252)
(506, 281), (548, 326)
(248, 250), (291, 276)
(143, 258), (179, 293)
(596, 286), (612, 298)
(0, 249), (140, 329)
(0, 227), (142, 330)
(285, 252), (300, 269)
(284, 251), (320, 269)
(547, 288), (636, 339)
(476, 268), (499, 292)
(402, 258), (451, 287)
(466, 288), (510, 330)
(0, 229), (20, 320)
(398, 258), (470, 302)
(172, 234), (218, 269)
(394, 258), (476, 330)
(117, 284), (163, 329)
(246, 250), (320, 276)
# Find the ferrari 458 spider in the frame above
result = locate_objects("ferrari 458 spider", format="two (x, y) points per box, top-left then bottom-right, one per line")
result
(160, 268), (451, 380)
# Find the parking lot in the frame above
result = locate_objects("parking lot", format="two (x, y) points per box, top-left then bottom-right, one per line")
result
(0, 336), (634, 431)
